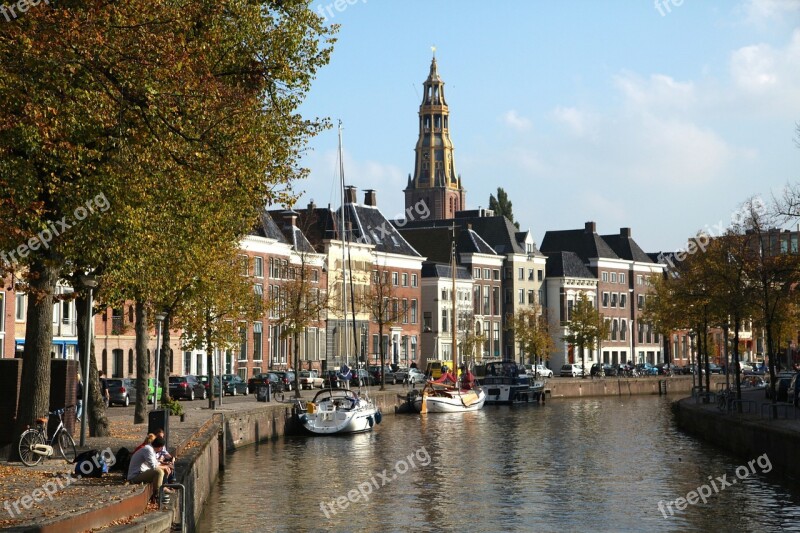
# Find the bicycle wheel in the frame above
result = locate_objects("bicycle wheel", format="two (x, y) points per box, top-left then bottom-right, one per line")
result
(57, 430), (77, 463)
(19, 430), (45, 466)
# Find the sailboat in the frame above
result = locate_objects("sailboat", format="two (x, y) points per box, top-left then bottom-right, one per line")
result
(414, 231), (486, 414)
(298, 121), (381, 435)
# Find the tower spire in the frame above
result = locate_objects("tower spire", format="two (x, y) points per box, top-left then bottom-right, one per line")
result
(404, 53), (466, 220)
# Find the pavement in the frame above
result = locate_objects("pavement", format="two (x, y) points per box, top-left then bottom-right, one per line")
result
(0, 384), (412, 532)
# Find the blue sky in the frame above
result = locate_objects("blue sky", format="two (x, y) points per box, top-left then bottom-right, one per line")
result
(295, 0), (800, 253)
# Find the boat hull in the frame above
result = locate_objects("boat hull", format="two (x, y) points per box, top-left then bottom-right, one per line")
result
(413, 388), (486, 413)
(300, 406), (379, 434)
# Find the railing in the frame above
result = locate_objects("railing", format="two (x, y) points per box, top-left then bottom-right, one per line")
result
(760, 402), (798, 420)
(158, 483), (186, 533)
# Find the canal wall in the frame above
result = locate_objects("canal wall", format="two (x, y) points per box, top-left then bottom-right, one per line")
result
(546, 375), (725, 398)
(674, 397), (800, 480)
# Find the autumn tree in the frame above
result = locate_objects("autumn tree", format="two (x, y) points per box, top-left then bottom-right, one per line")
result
(358, 268), (403, 391)
(0, 1), (335, 436)
(488, 187), (519, 229)
(511, 305), (556, 377)
(562, 293), (609, 378)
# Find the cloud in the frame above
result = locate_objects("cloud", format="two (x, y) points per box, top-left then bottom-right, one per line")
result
(613, 72), (696, 113)
(738, 0), (800, 27)
(552, 106), (593, 137)
(502, 110), (532, 131)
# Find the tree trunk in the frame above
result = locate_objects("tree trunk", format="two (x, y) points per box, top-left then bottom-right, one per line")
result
(580, 342), (586, 378)
(704, 319), (711, 394)
(14, 260), (59, 443)
(134, 300), (149, 424)
(733, 315), (742, 406)
(294, 332), (302, 398)
(205, 310), (216, 409)
(160, 313), (172, 403)
(379, 323), (386, 390)
(75, 291), (109, 437)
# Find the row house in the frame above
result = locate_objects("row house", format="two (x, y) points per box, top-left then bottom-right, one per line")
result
(399, 224), (504, 362)
(540, 222), (666, 367)
(419, 262), (473, 364)
(396, 209), (546, 362)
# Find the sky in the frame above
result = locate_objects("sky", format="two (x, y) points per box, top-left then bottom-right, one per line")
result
(294, 0), (800, 254)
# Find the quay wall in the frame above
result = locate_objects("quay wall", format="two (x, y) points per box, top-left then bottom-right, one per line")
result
(673, 398), (800, 480)
(546, 375), (724, 398)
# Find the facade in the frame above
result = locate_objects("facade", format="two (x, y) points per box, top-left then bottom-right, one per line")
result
(404, 56), (465, 221)
(419, 262), (473, 366)
(541, 222), (665, 367)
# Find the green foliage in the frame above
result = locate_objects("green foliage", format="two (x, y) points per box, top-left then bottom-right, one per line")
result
(162, 397), (184, 417)
(488, 187), (519, 229)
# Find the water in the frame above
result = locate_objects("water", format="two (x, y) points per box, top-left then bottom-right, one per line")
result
(197, 396), (800, 532)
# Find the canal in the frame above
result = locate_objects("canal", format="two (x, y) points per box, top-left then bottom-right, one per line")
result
(197, 395), (800, 532)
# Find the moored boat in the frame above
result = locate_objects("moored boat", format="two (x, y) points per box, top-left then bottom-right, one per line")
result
(297, 388), (381, 435)
(480, 361), (535, 404)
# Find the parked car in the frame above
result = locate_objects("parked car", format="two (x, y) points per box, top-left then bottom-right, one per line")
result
(218, 374), (249, 396)
(352, 368), (376, 386)
(299, 370), (324, 390)
(787, 373), (800, 407)
(169, 375), (207, 401)
(393, 367), (409, 383)
(107, 378), (135, 407)
(636, 363), (659, 376)
(407, 368), (427, 385)
(766, 372), (795, 402)
(247, 373), (283, 394)
(590, 363), (617, 377)
(530, 364), (553, 378)
(369, 365), (397, 385)
(274, 371), (296, 391)
(560, 364), (583, 377)
(322, 370), (343, 389)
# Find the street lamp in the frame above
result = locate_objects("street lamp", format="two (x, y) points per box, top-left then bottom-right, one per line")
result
(77, 274), (97, 448)
(688, 331), (697, 391)
(152, 313), (166, 407)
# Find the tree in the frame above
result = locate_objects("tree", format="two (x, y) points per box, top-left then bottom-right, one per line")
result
(458, 311), (487, 366)
(562, 293), (609, 378)
(510, 305), (556, 377)
(358, 268), (403, 391)
(488, 187), (519, 229)
(269, 251), (328, 397)
(0, 1), (335, 436)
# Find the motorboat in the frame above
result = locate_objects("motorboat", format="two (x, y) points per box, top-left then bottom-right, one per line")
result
(413, 382), (486, 413)
(480, 361), (538, 404)
(297, 388), (381, 435)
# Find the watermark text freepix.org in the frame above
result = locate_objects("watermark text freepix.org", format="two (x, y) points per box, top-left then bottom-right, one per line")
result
(3, 447), (116, 518)
(316, 0), (367, 22)
(319, 446), (431, 518)
(0, 0), (49, 23)
(0, 192), (110, 269)
(657, 453), (772, 518)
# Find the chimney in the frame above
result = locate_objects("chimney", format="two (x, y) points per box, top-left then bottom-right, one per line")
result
(282, 209), (298, 227)
(467, 223), (472, 230)
(620, 227), (631, 238)
(364, 189), (377, 207)
(585, 221), (596, 233)
(344, 186), (357, 204)
(307, 200), (316, 210)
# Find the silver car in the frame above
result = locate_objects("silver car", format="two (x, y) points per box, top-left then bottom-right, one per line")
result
(407, 368), (427, 384)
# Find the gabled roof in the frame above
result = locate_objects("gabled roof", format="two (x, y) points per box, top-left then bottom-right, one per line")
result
(284, 206), (339, 253)
(540, 224), (619, 262)
(341, 203), (421, 257)
(252, 210), (288, 243)
(395, 214), (544, 257)
(545, 251), (595, 279)
(602, 231), (654, 263)
(421, 261), (472, 280)
(398, 226), (503, 265)
(460, 227), (496, 255)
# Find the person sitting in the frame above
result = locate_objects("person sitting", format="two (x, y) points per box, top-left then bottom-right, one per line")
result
(127, 436), (171, 502)
(461, 367), (475, 390)
(133, 433), (156, 454)
(155, 429), (176, 484)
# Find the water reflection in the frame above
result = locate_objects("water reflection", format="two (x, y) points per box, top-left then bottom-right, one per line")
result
(198, 396), (800, 532)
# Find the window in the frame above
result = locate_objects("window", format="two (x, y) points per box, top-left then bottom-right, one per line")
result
(254, 257), (263, 278)
(493, 270), (500, 280)
(15, 293), (26, 321)
(411, 336), (417, 361)
(518, 289), (524, 304)
(483, 286), (490, 315)
(312, 269), (319, 283)
(637, 294), (645, 310)
(441, 309), (449, 332)
(411, 274), (418, 287)
(493, 322), (500, 357)
(392, 272), (399, 286)
(637, 275), (643, 286)
(527, 290), (535, 305)
(621, 319), (627, 341)
(253, 322), (263, 361)
(474, 286), (481, 314)
(528, 269), (534, 281)
(184, 351), (192, 375)
(537, 269), (543, 281)
(112, 349), (123, 378)
(239, 255), (249, 276)
(269, 258), (275, 278)
(402, 299), (409, 324)
(638, 322), (644, 343)
(518, 268), (524, 280)
(492, 287), (500, 315)
(112, 308), (123, 335)
(611, 319), (618, 341)
(411, 299), (418, 324)
(402, 273), (408, 287)
(392, 299), (399, 320)
(484, 268), (490, 280)
(238, 325), (247, 361)
(423, 311), (432, 331)
(474, 268), (481, 280)
(620, 294), (627, 308)
(611, 273), (618, 283)
(602, 272), (608, 282)
(196, 355), (203, 376)
(128, 349), (134, 375)
(619, 273), (625, 284)
(610, 293), (618, 308)
(602, 292), (609, 307)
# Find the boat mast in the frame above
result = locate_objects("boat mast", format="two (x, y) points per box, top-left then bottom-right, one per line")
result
(451, 224), (457, 379)
(339, 120), (349, 366)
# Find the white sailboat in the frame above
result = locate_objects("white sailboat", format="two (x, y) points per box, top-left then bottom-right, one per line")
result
(415, 231), (485, 414)
(299, 121), (381, 435)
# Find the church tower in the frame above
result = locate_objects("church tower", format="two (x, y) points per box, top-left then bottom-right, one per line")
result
(404, 54), (466, 220)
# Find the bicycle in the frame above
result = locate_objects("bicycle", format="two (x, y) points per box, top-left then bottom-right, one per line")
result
(18, 408), (77, 466)
(717, 389), (734, 412)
